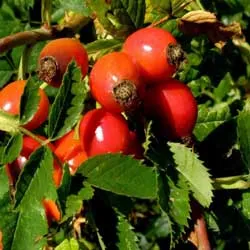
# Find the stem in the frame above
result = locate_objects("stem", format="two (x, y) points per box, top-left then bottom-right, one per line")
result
(148, 15), (171, 28)
(17, 44), (34, 80)
(41, 0), (52, 27)
(190, 200), (211, 250)
(40, 82), (48, 89)
(0, 15), (90, 55)
(19, 126), (51, 146)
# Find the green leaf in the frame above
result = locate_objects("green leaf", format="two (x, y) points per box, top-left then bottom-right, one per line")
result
(58, 0), (91, 16)
(19, 77), (41, 126)
(237, 101), (250, 171)
(194, 104), (231, 142)
(0, 133), (22, 165)
(15, 146), (57, 209)
(0, 194), (19, 250)
(242, 191), (250, 220)
(77, 154), (157, 199)
(214, 73), (234, 101)
(86, 39), (122, 60)
(157, 171), (190, 229)
(10, 207), (48, 250)
(48, 61), (87, 140)
(57, 163), (72, 210)
(111, 0), (146, 29)
(168, 143), (213, 207)
(0, 110), (19, 134)
(0, 70), (13, 88)
(0, 167), (9, 199)
(55, 238), (79, 250)
(64, 182), (94, 220)
(116, 212), (139, 250)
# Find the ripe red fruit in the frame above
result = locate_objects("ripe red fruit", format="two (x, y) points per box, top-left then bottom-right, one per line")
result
(79, 108), (130, 157)
(126, 131), (144, 159)
(54, 130), (87, 175)
(0, 80), (49, 130)
(90, 52), (145, 113)
(144, 79), (198, 139)
(6, 136), (62, 187)
(38, 38), (88, 87)
(42, 199), (61, 226)
(123, 27), (184, 84)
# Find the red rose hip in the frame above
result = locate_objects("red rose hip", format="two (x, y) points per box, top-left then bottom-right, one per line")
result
(0, 80), (49, 130)
(123, 27), (184, 84)
(90, 52), (145, 113)
(144, 79), (197, 139)
(38, 38), (88, 87)
(79, 108), (130, 157)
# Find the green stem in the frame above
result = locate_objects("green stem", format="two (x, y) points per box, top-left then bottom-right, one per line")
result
(41, 0), (52, 27)
(19, 126), (51, 146)
(17, 44), (34, 80)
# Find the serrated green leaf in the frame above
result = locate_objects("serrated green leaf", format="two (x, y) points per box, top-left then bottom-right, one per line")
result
(111, 0), (145, 29)
(15, 146), (57, 208)
(0, 193), (19, 250)
(0, 133), (22, 165)
(116, 212), (139, 250)
(77, 154), (157, 199)
(168, 143), (213, 207)
(64, 182), (94, 220)
(157, 171), (190, 228)
(19, 77), (41, 126)
(237, 103), (250, 171)
(214, 73), (234, 101)
(55, 238), (79, 250)
(86, 39), (122, 60)
(10, 207), (48, 250)
(0, 167), (9, 199)
(194, 104), (231, 142)
(57, 163), (72, 210)
(48, 61), (87, 140)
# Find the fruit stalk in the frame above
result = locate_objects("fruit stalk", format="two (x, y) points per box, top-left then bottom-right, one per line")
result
(0, 15), (89, 54)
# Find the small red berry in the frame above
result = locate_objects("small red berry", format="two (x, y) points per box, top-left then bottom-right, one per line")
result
(79, 108), (130, 157)
(38, 38), (88, 87)
(144, 79), (198, 139)
(54, 130), (87, 175)
(0, 80), (49, 130)
(90, 52), (145, 113)
(123, 27), (185, 84)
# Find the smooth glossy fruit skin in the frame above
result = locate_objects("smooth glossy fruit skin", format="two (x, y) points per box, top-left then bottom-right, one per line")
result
(6, 136), (62, 187)
(90, 52), (145, 113)
(42, 199), (61, 226)
(54, 130), (87, 174)
(39, 38), (88, 87)
(123, 27), (178, 84)
(0, 80), (49, 130)
(79, 108), (130, 157)
(144, 79), (198, 139)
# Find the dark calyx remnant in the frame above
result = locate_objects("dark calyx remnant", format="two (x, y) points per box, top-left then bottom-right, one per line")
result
(38, 56), (59, 84)
(167, 43), (186, 69)
(113, 80), (140, 111)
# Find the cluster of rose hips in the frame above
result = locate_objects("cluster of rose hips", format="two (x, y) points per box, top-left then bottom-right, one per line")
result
(0, 27), (198, 224)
